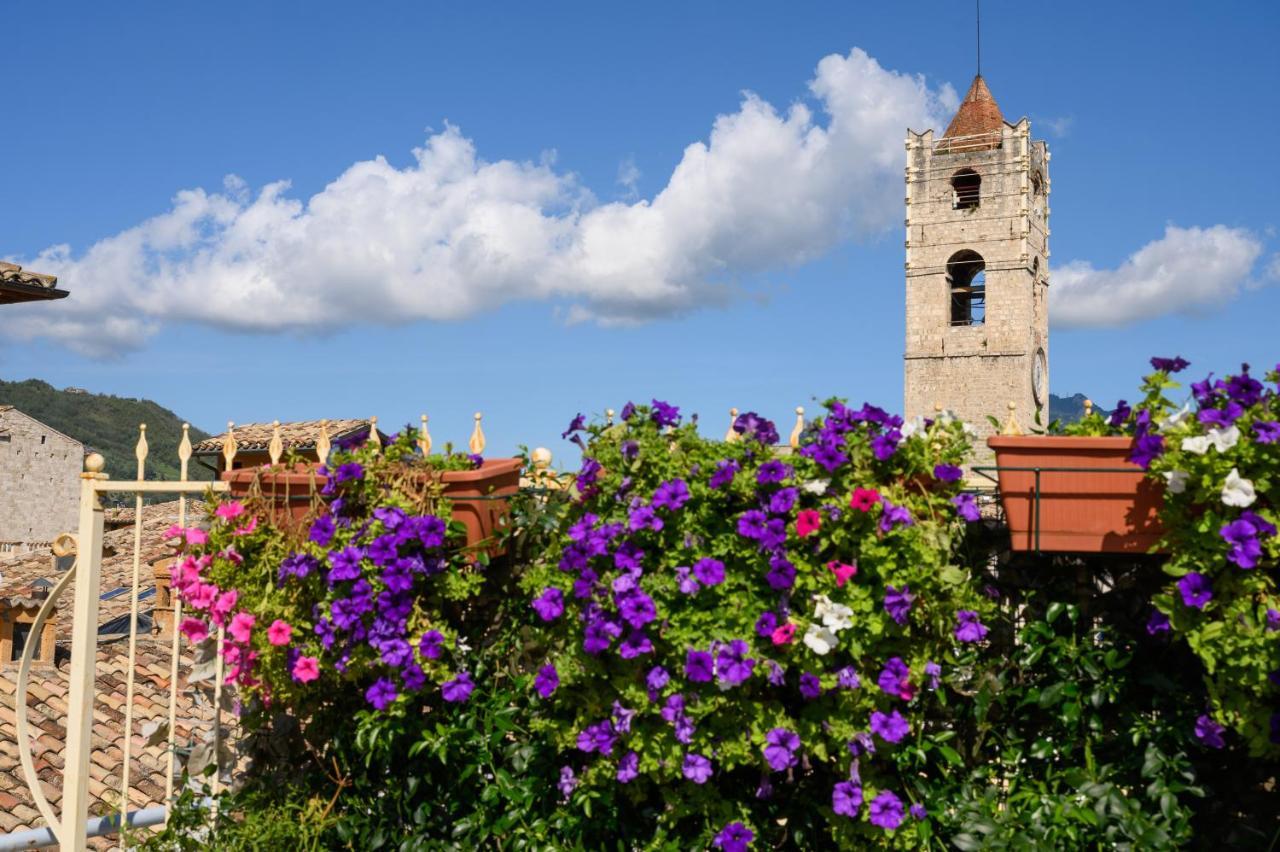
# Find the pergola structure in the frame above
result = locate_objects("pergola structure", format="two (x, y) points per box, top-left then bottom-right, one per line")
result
(0, 261), (68, 305)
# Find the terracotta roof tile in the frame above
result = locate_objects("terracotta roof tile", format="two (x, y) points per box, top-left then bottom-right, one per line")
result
(191, 418), (374, 454)
(0, 261), (68, 304)
(940, 75), (1005, 151)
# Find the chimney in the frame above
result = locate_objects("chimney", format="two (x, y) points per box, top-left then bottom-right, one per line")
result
(0, 593), (58, 668)
(151, 557), (176, 640)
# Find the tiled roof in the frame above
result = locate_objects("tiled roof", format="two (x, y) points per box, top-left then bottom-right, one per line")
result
(0, 261), (68, 305)
(941, 75), (1005, 143)
(0, 500), (217, 842)
(191, 419), (373, 454)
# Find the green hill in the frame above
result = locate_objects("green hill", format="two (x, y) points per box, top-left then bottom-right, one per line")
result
(1049, 392), (1112, 424)
(0, 378), (211, 482)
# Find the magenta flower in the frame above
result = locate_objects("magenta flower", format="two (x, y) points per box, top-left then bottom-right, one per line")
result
(531, 587), (565, 621)
(266, 619), (293, 647)
(682, 753), (712, 784)
(1178, 572), (1213, 609)
(713, 822), (754, 852)
(868, 790), (905, 830)
(441, 672), (475, 703)
(291, 655), (319, 684)
(849, 487), (880, 511)
(953, 610), (989, 643)
(832, 781), (863, 817)
(534, 664), (559, 698)
(178, 617), (208, 643)
(827, 561), (857, 587)
(870, 709), (910, 743)
(228, 612), (255, 644)
(795, 509), (822, 537)
(214, 501), (246, 520)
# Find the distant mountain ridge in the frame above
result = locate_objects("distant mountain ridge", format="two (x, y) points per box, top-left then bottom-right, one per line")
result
(1049, 393), (1111, 424)
(0, 378), (210, 481)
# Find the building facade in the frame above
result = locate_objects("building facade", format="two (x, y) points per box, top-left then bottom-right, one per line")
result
(904, 76), (1050, 459)
(0, 406), (83, 552)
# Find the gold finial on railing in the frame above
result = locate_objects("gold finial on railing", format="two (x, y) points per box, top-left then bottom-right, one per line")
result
(316, 420), (331, 464)
(1083, 398), (1093, 418)
(606, 409), (615, 426)
(789, 407), (805, 449)
(1001, 401), (1023, 436)
(135, 424), (149, 481)
(268, 420), (284, 466)
(725, 408), (740, 442)
(368, 416), (381, 450)
(469, 412), (486, 454)
(222, 421), (237, 470)
(418, 414), (432, 456)
(84, 452), (106, 476)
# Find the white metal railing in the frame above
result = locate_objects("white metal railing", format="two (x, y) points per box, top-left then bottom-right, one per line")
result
(931, 130), (1002, 154)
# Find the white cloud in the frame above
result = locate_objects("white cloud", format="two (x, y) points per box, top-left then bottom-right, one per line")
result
(1051, 225), (1264, 328)
(5, 48), (955, 357)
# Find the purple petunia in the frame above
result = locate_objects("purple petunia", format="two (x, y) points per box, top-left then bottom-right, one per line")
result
(628, 504), (663, 532)
(756, 461), (793, 485)
(1178, 572), (1213, 609)
(1254, 421), (1280, 444)
(653, 479), (691, 511)
(577, 719), (617, 755)
(441, 672), (475, 703)
(308, 515), (336, 546)
(799, 672), (822, 700)
(1150, 356), (1190, 373)
(534, 664), (559, 698)
(954, 610), (990, 643)
(682, 753), (713, 784)
(934, 463), (964, 483)
(879, 499), (914, 533)
(532, 587), (565, 621)
(832, 781), (863, 817)
(646, 666), (670, 696)
(618, 590), (657, 628)
(878, 657), (911, 700)
(650, 399), (682, 428)
(616, 751), (639, 783)
(870, 709), (910, 743)
(619, 629), (653, 659)
(1108, 401), (1131, 427)
(765, 555), (796, 590)
(717, 640), (756, 686)
(419, 629), (445, 660)
(838, 666), (861, 689)
(952, 492), (981, 523)
(767, 487), (798, 514)
(868, 790), (906, 830)
(365, 677), (398, 710)
(713, 822), (754, 852)
(1194, 714), (1225, 749)
(1146, 610), (1171, 635)
(755, 611), (778, 638)
(736, 510), (768, 539)
(686, 649), (714, 682)
(693, 557), (726, 586)
(733, 411), (780, 445)
(561, 413), (585, 440)
(910, 803), (928, 821)
(883, 585), (914, 626)
(327, 546), (365, 586)
(924, 661), (942, 690)
(557, 766), (577, 798)
(763, 727), (801, 771)
(709, 459), (740, 489)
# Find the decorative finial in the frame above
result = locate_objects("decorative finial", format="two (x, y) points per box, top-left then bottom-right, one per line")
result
(368, 416), (381, 450)
(178, 423), (192, 465)
(1001, 401), (1023, 436)
(135, 424), (149, 481)
(725, 408), (740, 443)
(316, 420), (331, 464)
(84, 452), (106, 475)
(222, 422), (237, 470)
(469, 412), (486, 454)
(268, 420), (284, 466)
(789, 407), (805, 449)
(1083, 398), (1093, 418)
(606, 408), (615, 426)
(418, 414), (432, 456)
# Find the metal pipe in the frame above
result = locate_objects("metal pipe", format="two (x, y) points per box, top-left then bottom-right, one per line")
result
(0, 806), (167, 851)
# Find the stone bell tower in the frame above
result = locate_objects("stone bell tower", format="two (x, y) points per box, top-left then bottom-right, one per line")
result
(903, 75), (1050, 457)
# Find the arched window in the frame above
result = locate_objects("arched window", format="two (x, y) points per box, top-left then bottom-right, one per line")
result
(951, 169), (981, 210)
(947, 250), (985, 326)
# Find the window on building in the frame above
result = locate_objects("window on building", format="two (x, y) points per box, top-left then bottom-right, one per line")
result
(951, 169), (981, 209)
(948, 250), (986, 326)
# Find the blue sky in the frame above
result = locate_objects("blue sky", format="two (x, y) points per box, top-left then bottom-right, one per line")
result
(2, 1), (1278, 462)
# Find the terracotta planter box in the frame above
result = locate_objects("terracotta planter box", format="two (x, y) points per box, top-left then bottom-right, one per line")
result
(987, 436), (1165, 554)
(221, 458), (523, 554)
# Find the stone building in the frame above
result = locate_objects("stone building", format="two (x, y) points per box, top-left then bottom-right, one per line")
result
(904, 76), (1050, 460)
(0, 407), (83, 553)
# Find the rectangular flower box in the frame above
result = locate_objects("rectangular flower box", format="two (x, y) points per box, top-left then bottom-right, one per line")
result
(986, 436), (1166, 554)
(222, 458), (523, 554)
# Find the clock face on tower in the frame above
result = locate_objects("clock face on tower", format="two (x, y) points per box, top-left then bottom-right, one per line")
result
(1032, 348), (1047, 406)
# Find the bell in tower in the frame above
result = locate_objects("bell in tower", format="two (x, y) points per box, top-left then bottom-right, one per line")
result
(903, 75), (1050, 461)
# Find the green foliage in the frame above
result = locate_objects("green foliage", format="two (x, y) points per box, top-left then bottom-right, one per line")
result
(0, 377), (210, 481)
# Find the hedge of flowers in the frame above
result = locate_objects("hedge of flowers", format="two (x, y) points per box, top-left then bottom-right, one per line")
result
(1076, 359), (1280, 756)
(518, 401), (994, 847)
(165, 433), (485, 723)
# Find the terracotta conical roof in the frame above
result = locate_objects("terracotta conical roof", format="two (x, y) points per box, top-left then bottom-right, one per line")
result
(942, 75), (1004, 139)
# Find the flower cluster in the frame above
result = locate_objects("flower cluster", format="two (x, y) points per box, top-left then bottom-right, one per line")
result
(524, 400), (992, 845)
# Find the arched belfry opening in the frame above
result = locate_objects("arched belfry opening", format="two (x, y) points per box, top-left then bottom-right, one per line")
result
(951, 168), (981, 209)
(947, 250), (985, 326)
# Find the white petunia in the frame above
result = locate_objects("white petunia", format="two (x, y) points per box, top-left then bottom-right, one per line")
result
(801, 479), (829, 495)
(1160, 404), (1192, 430)
(1163, 470), (1189, 494)
(1208, 426), (1240, 453)
(1221, 468), (1257, 507)
(803, 624), (839, 656)
(817, 598), (853, 632)
(1181, 435), (1210, 455)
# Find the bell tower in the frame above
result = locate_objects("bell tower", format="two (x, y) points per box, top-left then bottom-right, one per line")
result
(903, 76), (1050, 456)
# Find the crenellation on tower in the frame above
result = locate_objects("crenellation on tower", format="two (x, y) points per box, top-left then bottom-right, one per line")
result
(903, 75), (1050, 463)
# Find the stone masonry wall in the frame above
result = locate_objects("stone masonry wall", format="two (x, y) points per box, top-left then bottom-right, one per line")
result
(0, 408), (82, 548)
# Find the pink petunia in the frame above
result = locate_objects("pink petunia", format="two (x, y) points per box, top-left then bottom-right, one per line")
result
(233, 517), (259, 537)
(228, 611), (256, 644)
(179, 617), (209, 643)
(266, 619), (293, 646)
(221, 643), (242, 667)
(771, 622), (796, 646)
(828, 561), (858, 587)
(292, 655), (320, 683)
(214, 501), (246, 520)
(849, 488), (881, 512)
(211, 589), (238, 624)
(164, 525), (184, 541)
(796, 510), (822, 537)
(186, 583), (218, 610)
(184, 528), (209, 546)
